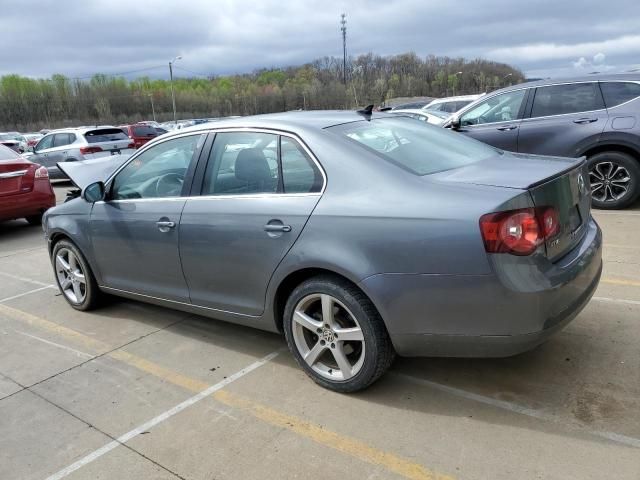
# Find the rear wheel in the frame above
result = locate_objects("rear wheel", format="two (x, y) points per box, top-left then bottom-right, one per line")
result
(25, 213), (43, 225)
(52, 239), (101, 311)
(283, 276), (395, 392)
(587, 151), (640, 209)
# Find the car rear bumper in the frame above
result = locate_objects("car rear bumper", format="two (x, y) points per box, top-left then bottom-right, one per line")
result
(0, 181), (56, 221)
(360, 217), (602, 357)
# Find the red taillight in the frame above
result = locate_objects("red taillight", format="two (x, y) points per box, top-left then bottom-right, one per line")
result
(34, 166), (49, 179)
(80, 146), (102, 155)
(480, 207), (559, 256)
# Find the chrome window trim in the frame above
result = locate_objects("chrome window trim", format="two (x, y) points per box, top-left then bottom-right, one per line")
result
(519, 108), (608, 123)
(103, 127), (327, 201)
(525, 81), (606, 121)
(97, 192), (323, 205)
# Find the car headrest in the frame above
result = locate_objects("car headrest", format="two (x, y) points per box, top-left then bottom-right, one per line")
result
(234, 148), (272, 184)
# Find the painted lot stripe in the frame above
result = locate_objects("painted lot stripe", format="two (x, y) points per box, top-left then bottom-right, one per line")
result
(13, 330), (93, 358)
(593, 211), (640, 217)
(395, 374), (640, 449)
(0, 303), (455, 480)
(0, 285), (56, 304)
(593, 296), (640, 306)
(0, 271), (52, 287)
(213, 389), (454, 480)
(45, 351), (280, 480)
(601, 277), (640, 288)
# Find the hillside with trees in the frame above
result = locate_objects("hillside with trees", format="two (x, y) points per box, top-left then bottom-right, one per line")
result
(0, 53), (524, 131)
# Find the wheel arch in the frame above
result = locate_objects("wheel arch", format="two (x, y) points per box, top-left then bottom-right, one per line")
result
(271, 267), (385, 334)
(580, 143), (640, 162)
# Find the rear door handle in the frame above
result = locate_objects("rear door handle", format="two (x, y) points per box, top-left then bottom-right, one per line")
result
(496, 125), (518, 131)
(156, 220), (176, 232)
(264, 224), (291, 233)
(573, 118), (597, 124)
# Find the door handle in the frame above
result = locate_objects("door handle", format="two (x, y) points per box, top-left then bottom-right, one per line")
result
(264, 224), (291, 233)
(496, 125), (518, 131)
(573, 118), (597, 124)
(156, 220), (176, 232)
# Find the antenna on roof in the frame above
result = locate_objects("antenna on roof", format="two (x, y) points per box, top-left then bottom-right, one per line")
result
(356, 104), (374, 117)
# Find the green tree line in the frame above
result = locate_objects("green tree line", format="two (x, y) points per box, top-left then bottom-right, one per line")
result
(0, 52), (524, 131)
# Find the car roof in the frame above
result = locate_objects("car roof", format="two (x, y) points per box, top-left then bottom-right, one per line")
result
(176, 110), (397, 135)
(489, 73), (640, 95)
(390, 109), (430, 115)
(428, 94), (483, 104)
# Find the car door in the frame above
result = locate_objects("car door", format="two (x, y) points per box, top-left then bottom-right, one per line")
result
(90, 132), (206, 302)
(180, 130), (325, 315)
(517, 82), (607, 156)
(50, 133), (77, 162)
(455, 88), (528, 151)
(31, 134), (58, 172)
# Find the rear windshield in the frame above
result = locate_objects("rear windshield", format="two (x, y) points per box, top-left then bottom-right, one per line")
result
(330, 117), (498, 175)
(0, 144), (19, 160)
(132, 125), (158, 137)
(84, 128), (129, 143)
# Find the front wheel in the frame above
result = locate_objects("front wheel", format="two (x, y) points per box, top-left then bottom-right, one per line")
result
(587, 152), (640, 209)
(283, 276), (395, 392)
(52, 239), (101, 311)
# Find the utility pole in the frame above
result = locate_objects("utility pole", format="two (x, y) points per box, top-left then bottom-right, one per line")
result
(147, 93), (156, 122)
(340, 13), (347, 85)
(169, 55), (182, 124)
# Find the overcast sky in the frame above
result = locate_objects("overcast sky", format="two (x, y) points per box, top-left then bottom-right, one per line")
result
(2, 0), (639, 80)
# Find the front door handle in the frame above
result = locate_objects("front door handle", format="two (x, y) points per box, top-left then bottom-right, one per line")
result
(156, 220), (176, 232)
(496, 125), (518, 131)
(573, 118), (597, 124)
(264, 224), (291, 233)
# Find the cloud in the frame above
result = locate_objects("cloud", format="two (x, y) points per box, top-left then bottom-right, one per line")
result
(0, 0), (639, 79)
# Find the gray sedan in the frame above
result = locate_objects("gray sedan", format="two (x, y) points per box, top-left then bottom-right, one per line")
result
(43, 111), (602, 392)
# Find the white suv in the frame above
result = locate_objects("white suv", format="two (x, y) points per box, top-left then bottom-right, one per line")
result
(28, 126), (135, 180)
(423, 94), (485, 114)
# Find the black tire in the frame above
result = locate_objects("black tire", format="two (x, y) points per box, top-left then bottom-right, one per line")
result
(25, 213), (43, 226)
(587, 151), (640, 209)
(51, 239), (101, 311)
(283, 275), (395, 393)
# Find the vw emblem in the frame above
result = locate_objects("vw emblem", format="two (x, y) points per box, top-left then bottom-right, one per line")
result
(577, 174), (585, 195)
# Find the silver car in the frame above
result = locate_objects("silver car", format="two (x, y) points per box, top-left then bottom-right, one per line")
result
(29, 126), (135, 180)
(43, 111), (602, 392)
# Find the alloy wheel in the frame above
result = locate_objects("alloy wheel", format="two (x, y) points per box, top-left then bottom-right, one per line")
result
(589, 161), (631, 203)
(291, 293), (365, 381)
(55, 248), (87, 304)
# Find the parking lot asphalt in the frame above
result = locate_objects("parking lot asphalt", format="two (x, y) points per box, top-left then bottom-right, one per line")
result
(1, 183), (639, 480)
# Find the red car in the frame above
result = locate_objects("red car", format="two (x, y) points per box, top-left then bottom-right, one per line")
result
(118, 123), (160, 149)
(0, 144), (55, 225)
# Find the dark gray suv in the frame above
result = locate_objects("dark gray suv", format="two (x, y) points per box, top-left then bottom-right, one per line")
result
(448, 74), (640, 209)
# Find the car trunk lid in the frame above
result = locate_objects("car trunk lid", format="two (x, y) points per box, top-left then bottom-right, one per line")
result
(431, 152), (591, 260)
(0, 159), (35, 197)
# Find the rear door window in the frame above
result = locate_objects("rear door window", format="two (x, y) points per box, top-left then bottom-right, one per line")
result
(84, 128), (129, 143)
(53, 133), (74, 147)
(600, 82), (640, 108)
(202, 132), (279, 195)
(531, 83), (604, 118)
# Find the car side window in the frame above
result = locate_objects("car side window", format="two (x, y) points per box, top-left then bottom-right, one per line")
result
(110, 134), (204, 200)
(531, 83), (604, 118)
(53, 133), (72, 147)
(202, 132), (279, 195)
(35, 134), (54, 151)
(460, 90), (526, 126)
(281, 137), (323, 193)
(600, 82), (640, 108)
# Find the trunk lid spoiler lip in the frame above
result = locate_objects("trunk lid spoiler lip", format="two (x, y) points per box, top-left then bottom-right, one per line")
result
(57, 155), (131, 190)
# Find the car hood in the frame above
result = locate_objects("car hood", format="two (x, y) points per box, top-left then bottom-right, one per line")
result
(429, 151), (584, 189)
(57, 155), (131, 189)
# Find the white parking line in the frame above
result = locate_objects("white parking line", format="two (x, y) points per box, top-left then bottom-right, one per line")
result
(0, 271), (53, 287)
(593, 211), (640, 217)
(0, 285), (56, 304)
(396, 373), (640, 449)
(593, 296), (640, 306)
(44, 350), (280, 480)
(13, 330), (93, 358)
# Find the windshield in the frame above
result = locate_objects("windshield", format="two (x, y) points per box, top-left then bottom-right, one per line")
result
(0, 144), (20, 160)
(330, 117), (498, 175)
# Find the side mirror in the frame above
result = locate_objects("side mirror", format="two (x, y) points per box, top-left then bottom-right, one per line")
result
(82, 181), (105, 203)
(449, 116), (461, 130)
